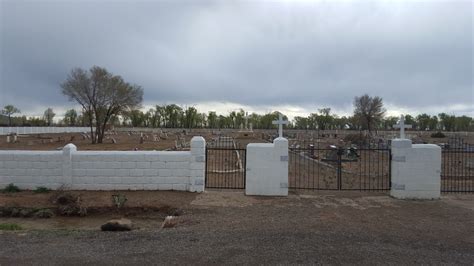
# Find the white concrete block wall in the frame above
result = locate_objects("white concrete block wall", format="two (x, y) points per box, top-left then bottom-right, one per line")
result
(0, 137), (206, 192)
(0, 151), (64, 189)
(245, 137), (288, 196)
(390, 139), (442, 200)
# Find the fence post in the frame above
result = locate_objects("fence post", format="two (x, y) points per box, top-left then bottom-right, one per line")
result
(390, 139), (441, 199)
(189, 136), (206, 192)
(62, 143), (76, 189)
(246, 137), (288, 196)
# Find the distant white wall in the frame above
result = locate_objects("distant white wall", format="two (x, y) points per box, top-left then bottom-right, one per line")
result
(245, 137), (288, 196)
(0, 137), (205, 192)
(390, 139), (441, 199)
(0, 127), (93, 135)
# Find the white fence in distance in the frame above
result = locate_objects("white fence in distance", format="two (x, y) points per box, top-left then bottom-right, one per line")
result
(0, 127), (93, 135)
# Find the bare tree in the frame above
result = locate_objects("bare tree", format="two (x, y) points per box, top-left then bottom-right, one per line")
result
(61, 66), (143, 143)
(43, 108), (56, 126)
(1, 105), (20, 126)
(353, 94), (385, 134)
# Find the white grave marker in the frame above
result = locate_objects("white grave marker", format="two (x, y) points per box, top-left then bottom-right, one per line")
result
(244, 112), (250, 130)
(272, 113), (288, 138)
(393, 115), (412, 139)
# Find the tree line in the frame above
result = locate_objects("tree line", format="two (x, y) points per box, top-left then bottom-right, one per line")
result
(3, 103), (472, 132)
(1, 66), (472, 144)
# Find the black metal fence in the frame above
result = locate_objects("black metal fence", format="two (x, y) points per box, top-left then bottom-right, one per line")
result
(289, 146), (391, 191)
(441, 137), (474, 193)
(205, 147), (247, 189)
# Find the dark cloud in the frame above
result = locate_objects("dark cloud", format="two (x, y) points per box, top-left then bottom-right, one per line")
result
(1, 0), (472, 117)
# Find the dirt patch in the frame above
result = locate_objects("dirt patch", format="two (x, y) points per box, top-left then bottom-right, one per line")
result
(191, 190), (258, 207)
(0, 190), (197, 209)
(0, 190), (196, 230)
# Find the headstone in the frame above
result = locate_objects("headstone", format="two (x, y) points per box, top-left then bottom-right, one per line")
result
(6, 135), (11, 143)
(272, 114), (289, 138)
(13, 134), (17, 143)
(111, 137), (117, 144)
(394, 115), (412, 139)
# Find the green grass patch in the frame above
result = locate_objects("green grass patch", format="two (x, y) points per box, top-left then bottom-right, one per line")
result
(34, 186), (51, 194)
(0, 223), (23, 231)
(2, 183), (21, 193)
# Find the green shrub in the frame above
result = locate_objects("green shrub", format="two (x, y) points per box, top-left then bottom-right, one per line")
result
(34, 186), (51, 194)
(2, 183), (21, 193)
(0, 223), (23, 231)
(112, 194), (127, 209)
(431, 131), (446, 138)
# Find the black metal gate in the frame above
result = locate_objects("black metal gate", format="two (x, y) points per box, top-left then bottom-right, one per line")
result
(441, 137), (474, 193)
(289, 146), (391, 191)
(205, 147), (247, 189)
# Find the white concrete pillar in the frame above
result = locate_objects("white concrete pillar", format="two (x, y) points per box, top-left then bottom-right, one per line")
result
(246, 137), (288, 196)
(189, 136), (206, 192)
(62, 143), (77, 188)
(391, 139), (442, 200)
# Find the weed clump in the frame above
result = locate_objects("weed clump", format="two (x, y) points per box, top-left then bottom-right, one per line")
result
(52, 192), (87, 216)
(112, 194), (128, 209)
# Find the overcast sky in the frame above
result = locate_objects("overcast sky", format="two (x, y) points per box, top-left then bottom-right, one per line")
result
(0, 0), (472, 120)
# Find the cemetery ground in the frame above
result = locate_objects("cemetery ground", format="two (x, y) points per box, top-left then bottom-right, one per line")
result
(0, 129), (473, 263)
(0, 131), (267, 151)
(0, 190), (473, 264)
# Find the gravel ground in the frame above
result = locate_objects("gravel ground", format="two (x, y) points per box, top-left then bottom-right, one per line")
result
(1, 190), (473, 265)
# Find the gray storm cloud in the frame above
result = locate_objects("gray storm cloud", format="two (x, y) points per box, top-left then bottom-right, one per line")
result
(0, 0), (472, 116)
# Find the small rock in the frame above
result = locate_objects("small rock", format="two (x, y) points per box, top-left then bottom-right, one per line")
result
(161, 216), (178, 229)
(101, 218), (132, 231)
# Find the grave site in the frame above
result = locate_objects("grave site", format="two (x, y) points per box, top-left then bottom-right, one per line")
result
(1, 119), (474, 264)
